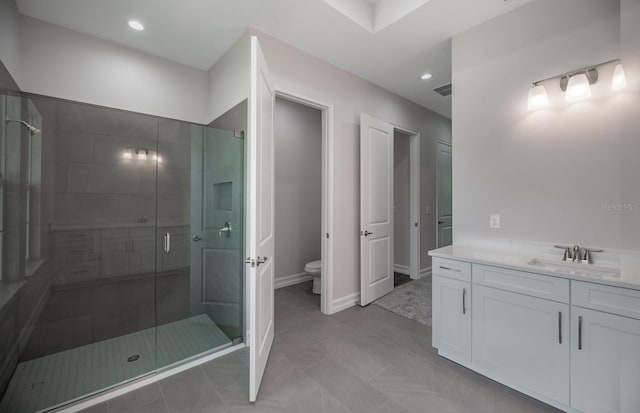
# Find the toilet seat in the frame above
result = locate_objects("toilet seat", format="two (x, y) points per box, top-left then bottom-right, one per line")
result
(305, 260), (321, 273)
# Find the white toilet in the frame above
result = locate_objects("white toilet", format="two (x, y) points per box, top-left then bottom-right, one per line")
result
(305, 260), (322, 294)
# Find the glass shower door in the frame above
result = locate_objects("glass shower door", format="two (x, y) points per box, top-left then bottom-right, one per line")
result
(155, 123), (244, 370)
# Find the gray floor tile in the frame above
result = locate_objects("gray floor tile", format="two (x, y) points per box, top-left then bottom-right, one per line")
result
(319, 335), (389, 381)
(283, 387), (352, 413)
(202, 352), (248, 389)
(272, 331), (327, 369)
(304, 358), (387, 413)
(79, 402), (108, 413)
(159, 367), (226, 413)
(106, 383), (163, 413)
(216, 375), (284, 412)
(129, 398), (169, 413)
(369, 367), (463, 413)
(261, 354), (319, 405)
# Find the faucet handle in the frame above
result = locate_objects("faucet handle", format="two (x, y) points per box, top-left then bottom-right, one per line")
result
(582, 248), (603, 265)
(554, 245), (572, 261)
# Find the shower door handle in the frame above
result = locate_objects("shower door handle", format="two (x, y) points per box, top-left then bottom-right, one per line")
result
(164, 233), (171, 254)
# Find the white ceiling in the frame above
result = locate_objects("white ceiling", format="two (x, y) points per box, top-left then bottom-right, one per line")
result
(15, 0), (531, 118)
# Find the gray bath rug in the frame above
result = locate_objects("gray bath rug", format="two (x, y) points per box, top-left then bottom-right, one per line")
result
(373, 275), (432, 326)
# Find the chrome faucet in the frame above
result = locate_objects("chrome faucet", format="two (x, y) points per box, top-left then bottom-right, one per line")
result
(573, 245), (582, 263)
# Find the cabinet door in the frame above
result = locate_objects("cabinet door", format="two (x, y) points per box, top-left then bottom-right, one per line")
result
(433, 275), (471, 363)
(473, 285), (569, 404)
(129, 228), (156, 275)
(100, 228), (130, 277)
(571, 308), (640, 413)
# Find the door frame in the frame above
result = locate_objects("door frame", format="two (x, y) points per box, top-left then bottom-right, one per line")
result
(391, 124), (421, 280)
(273, 87), (335, 315)
(436, 139), (452, 249)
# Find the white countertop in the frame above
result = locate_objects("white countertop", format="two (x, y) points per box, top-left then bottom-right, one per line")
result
(429, 245), (640, 290)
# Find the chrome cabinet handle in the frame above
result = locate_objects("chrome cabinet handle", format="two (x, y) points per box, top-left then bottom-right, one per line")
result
(440, 266), (461, 272)
(164, 233), (171, 254)
(462, 288), (467, 315)
(558, 312), (562, 344)
(578, 316), (583, 350)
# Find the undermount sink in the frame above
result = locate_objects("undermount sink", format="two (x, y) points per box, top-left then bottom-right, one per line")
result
(527, 258), (621, 280)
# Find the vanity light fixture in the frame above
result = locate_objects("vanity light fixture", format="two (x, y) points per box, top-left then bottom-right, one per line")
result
(528, 59), (625, 110)
(128, 20), (145, 31)
(527, 84), (549, 111)
(123, 148), (133, 160)
(565, 73), (592, 102)
(612, 63), (627, 91)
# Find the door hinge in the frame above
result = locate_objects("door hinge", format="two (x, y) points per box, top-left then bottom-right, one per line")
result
(245, 256), (268, 268)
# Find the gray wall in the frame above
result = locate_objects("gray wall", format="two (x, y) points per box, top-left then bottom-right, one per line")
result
(393, 131), (410, 268)
(451, 0), (635, 250)
(274, 97), (322, 281)
(0, 0), (21, 88)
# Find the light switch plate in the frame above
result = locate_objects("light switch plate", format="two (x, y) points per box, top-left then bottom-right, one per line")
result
(490, 214), (500, 229)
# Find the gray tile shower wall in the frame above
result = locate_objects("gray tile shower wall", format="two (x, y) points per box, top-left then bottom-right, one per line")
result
(0, 59), (19, 93)
(29, 96), (193, 286)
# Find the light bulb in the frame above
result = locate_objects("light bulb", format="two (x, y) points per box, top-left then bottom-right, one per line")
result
(612, 63), (626, 91)
(527, 84), (549, 111)
(137, 149), (148, 160)
(128, 20), (144, 31)
(123, 148), (133, 160)
(566, 73), (591, 102)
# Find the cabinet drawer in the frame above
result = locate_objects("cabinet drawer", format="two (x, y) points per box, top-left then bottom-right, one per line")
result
(432, 257), (471, 282)
(473, 264), (569, 303)
(572, 281), (640, 319)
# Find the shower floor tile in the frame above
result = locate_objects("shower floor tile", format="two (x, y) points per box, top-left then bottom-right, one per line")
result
(0, 314), (231, 413)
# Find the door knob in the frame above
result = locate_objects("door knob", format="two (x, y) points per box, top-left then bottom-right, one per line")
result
(192, 236), (203, 242)
(362, 231), (373, 236)
(438, 220), (445, 225)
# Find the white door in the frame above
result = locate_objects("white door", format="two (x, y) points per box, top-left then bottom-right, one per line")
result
(571, 308), (640, 413)
(248, 36), (275, 402)
(436, 142), (452, 247)
(473, 285), (570, 404)
(359, 114), (394, 306)
(432, 275), (471, 363)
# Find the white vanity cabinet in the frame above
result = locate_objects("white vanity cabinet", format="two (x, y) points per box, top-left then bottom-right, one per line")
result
(472, 284), (570, 404)
(430, 250), (640, 413)
(570, 282), (640, 413)
(432, 258), (472, 363)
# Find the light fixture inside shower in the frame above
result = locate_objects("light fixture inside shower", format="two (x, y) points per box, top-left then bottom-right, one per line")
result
(123, 147), (161, 163)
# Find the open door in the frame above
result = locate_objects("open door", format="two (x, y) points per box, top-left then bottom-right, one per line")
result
(437, 142), (452, 248)
(248, 36), (275, 402)
(359, 114), (394, 306)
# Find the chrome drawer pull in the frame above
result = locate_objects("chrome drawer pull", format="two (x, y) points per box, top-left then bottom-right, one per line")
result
(439, 265), (461, 272)
(462, 288), (467, 315)
(578, 316), (583, 350)
(558, 312), (562, 344)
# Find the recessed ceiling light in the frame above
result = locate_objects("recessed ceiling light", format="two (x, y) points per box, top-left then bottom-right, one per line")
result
(128, 20), (144, 31)
(420, 73), (433, 80)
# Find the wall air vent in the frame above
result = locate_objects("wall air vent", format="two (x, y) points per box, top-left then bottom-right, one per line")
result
(434, 83), (452, 97)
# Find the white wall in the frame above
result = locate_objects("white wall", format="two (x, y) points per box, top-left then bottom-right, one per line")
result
(250, 29), (451, 304)
(0, 0), (21, 87)
(207, 33), (250, 124)
(19, 16), (209, 124)
(274, 97), (322, 282)
(621, 0), (640, 250)
(394, 131), (410, 269)
(452, 0), (630, 250)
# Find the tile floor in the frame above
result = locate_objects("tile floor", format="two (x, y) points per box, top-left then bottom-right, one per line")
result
(80, 281), (562, 413)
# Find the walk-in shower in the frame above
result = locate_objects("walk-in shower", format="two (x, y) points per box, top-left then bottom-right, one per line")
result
(0, 93), (245, 412)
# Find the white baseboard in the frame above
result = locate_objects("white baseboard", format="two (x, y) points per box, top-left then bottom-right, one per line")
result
(331, 292), (360, 314)
(393, 264), (410, 275)
(420, 267), (432, 278)
(274, 272), (312, 289)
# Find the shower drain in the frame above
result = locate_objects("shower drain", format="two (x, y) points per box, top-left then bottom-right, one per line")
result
(127, 355), (141, 363)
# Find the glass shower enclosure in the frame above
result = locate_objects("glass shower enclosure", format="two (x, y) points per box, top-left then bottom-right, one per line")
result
(0, 94), (245, 412)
